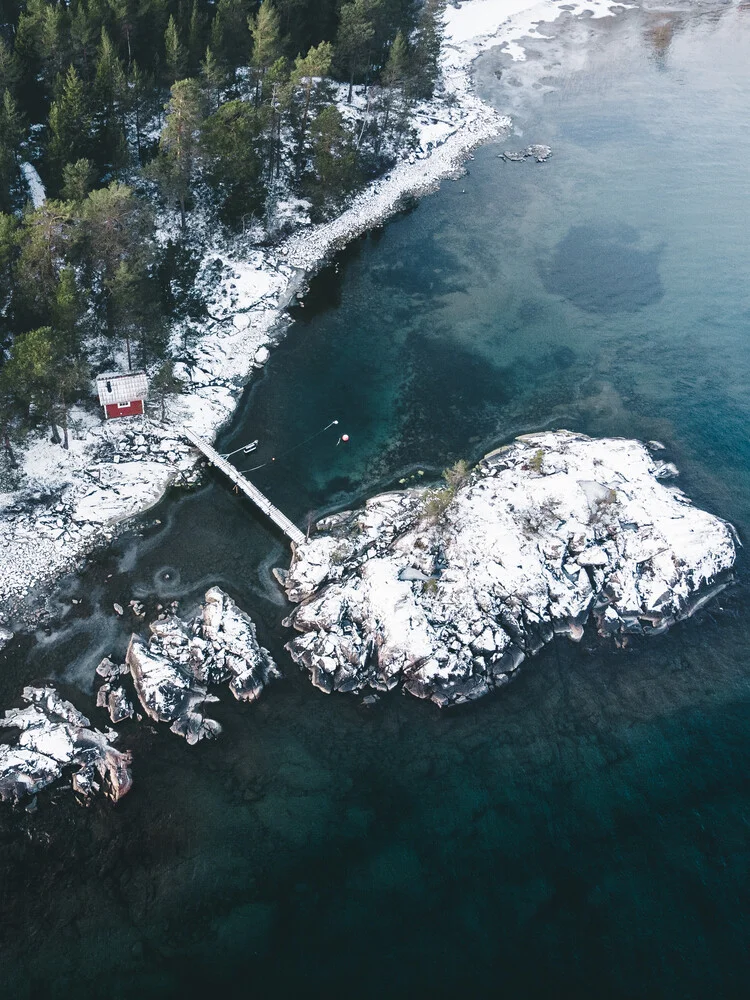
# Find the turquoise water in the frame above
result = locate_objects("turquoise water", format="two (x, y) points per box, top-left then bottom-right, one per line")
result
(2, 3), (750, 996)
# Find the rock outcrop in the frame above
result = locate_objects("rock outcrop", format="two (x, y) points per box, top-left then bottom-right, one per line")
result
(501, 144), (552, 162)
(100, 587), (279, 743)
(282, 431), (737, 707)
(0, 686), (132, 805)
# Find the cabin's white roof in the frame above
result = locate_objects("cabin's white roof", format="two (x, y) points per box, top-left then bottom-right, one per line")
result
(96, 371), (149, 405)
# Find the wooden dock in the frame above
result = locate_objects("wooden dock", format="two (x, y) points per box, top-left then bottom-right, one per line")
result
(184, 428), (305, 546)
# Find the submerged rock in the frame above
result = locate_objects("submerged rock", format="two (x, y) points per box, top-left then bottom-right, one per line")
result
(282, 431), (737, 708)
(502, 144), (552, 163)
(0, 686), (132, 805)
(100, 587), (279, 742)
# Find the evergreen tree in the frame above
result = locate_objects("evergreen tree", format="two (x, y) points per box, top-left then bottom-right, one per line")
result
(275, 0), (339, 59)
(0, 326), (60, 442)
(0, 90), (25, 212)
(108, 261), (139, 368)
(411, 0), (445, 99)
(249, 1), (281, 105)
(291, 41), (333, 179)
(48, 65), (91, 183)
(54, 355), (89, 448)
(187, 0), (206, 75)
(265, 56), (291, 180)
(94, 28), (128, 176)
(14, 0), (49, 112)
(201, 100), (269, 228)
(201, 46), (225, 111)
(95, 28), (127, 107)
(151, 358), (182, 420)
(383, 29), (409, 88)
(0, 321), (88, 449)
(81, 181), (155, 359)
(210, 0), (252, 87)
(308, 104), (359, 217)
(70, 0), (100, 76)
(153, 78), (204, 228)
(336, 0), (378, 103)
(165, 14), (187, 83)
(110, 0), (136, 69)
(15, 201), (75, 327)
(0, 212), (19, 319)
(61, 158), (96, 203)
(40, 3), (72, 89)
(127, 61), (155, 164)
(53, 266), (83, 357)
(0, 38), (21, 97)
(367, 28), (412, 160)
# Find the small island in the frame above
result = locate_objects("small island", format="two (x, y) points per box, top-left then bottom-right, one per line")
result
(280, 431), (737, 707)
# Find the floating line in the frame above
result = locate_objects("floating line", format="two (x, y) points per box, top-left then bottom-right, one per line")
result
(239, 420), (339, 474)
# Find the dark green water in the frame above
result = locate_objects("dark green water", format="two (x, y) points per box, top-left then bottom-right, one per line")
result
(2, 3), (750, 997)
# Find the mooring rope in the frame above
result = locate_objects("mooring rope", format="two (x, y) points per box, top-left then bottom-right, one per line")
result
(238, 419), (340, 474)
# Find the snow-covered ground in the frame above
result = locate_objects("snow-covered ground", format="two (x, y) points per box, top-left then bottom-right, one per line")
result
(0, 0), (634, 622)
(20, 162), (46, 208)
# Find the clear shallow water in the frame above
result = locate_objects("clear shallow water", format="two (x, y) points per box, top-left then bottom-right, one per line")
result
(2, 3), (750, 997)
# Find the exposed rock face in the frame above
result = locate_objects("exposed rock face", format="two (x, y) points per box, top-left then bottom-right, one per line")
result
(283, 432), (737, 707)
(103, 587), (279, 743)
(0, 687), (132, 804)
(126, 637), (222, 745)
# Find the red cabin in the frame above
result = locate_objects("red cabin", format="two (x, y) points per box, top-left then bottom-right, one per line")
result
(96, 371), (149, 419)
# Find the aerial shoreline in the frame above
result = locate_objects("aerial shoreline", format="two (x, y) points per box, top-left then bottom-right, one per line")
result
(0, 0), (632, 625)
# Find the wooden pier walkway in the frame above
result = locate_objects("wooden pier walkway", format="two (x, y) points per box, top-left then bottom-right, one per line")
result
(184, 428), (305, 546)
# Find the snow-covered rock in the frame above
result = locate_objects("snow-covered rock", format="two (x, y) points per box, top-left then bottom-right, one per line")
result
(96, 682), (134, 723)
(127, 637), (222, 745)
(0, 686), (132, 804)
(282, 431), (737, 707)
(201, 586), (280, 702)
(501, 144), (552, 162)
(101, 587), (279, 742)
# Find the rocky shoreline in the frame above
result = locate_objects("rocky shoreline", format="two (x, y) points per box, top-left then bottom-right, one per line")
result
(280, 432), (738, 707)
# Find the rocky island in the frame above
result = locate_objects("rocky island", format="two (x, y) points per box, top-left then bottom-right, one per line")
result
(281, 431), (738, 707)
(103, 587), (279, 744)
(0, 687), (132, 805)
